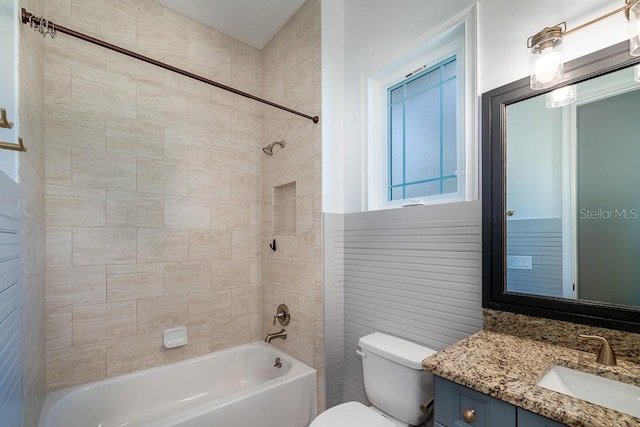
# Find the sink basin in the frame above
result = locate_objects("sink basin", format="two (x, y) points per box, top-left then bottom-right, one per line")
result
(537, 365), (640, 418)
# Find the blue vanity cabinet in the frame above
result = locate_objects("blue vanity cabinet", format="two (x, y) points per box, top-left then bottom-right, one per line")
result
(434, 377), (566, 427)
(517, 408), (566, 427)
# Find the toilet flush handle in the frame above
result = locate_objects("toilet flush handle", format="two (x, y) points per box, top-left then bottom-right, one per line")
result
(355, 349), (366, 358)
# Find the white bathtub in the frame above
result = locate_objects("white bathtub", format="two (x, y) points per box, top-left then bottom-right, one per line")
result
(38, 341), (317, 427)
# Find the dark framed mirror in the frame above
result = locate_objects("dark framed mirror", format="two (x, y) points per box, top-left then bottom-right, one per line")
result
(482, 40), (640, 333)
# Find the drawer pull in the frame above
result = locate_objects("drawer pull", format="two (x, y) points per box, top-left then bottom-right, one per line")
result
(462, 408), (476, 423)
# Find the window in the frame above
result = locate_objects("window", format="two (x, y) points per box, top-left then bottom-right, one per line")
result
(365, 7), (477, 211)
(387, 56), (458, 201)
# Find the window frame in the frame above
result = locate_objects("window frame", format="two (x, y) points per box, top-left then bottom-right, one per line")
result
(365, 5), (477, 211)
(386, 55), (460, 203)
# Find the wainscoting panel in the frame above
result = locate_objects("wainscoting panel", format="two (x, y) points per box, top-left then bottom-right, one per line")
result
(341, 201), (483, 404)
(0, 171), (22, 426)
(506, 218), (563, 297)
(323, 213), (345, 408)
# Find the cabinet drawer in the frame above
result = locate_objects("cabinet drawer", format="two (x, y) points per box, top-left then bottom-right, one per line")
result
(517, 408), (566, 427)
(435, 376), (516, 427)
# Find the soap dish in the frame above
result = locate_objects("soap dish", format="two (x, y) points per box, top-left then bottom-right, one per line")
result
(163, 326), (188, 349)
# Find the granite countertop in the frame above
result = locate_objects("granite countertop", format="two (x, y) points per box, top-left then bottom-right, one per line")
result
(422, 330), (640, 427)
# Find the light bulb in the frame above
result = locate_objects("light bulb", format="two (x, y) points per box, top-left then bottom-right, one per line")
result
(536, 47), (563, 83)
(546, 85), (577, 108)
(530, 44), (565, 90)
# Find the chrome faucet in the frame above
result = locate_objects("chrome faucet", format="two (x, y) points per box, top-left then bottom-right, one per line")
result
(265, 329), (287, 343)
(578, 335), (617, 366)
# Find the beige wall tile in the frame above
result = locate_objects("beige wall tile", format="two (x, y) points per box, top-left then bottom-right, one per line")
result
(164, 71), (211, 105)
(46, 185), (105, 227)
(72, 227), (137, 266)
(231, 287), (261, 317)
(45, 143), (72, 185)
(188, 291), (231, 324)
(137, 295), (189, 334)
(70, 0), (137, 48)
(164, 128), (211, 167)
(46, 344), (106, 391)
(164, 322), (212, 363)
(106, 116), (164, 160)
(164, 196), (211, 229)
(72, 301), (137, 346)
(136, 84), (188, 131)
(210, 140), (252, 174)
(72, 67), (136, 118)
(188, 101), (231, 140)
(188, 29), (232, 83)
(137, 229), (188, 263)
(46, 226), (72, 267)
(72, 147), (136, 191)
(46, 266), (106, 309)
(188, 166), (231, 200)
(212, 315), (250, 351)
(212, 260), (251, 290)
(211, 201), (250, 230)
(106, 332), (164, 377)
(46, 308), (72, 351)
(164, 261), (211, 295)
(232, 230), (261, 259)
(106, 191), (164, 228)
(107, 263), (165, 302)
(45, 103), (106, 150)
(136, 13), (188, 70)
(188, 230), (232, 261)
(105, 50), (163, 90)
(137, 159), (188, 196)
(231, 173), (260, 202)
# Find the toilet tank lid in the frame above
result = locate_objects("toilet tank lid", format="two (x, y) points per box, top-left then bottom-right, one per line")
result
(358, 333), (437, 370)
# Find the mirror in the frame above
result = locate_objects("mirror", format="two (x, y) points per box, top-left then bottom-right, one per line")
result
(482, 41), (640, 333)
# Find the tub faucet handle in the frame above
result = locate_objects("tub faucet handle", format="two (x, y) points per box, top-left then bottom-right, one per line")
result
(273, 312), (284, 325)
(578, 334), (617, 366)
(272, 304), (290, 326)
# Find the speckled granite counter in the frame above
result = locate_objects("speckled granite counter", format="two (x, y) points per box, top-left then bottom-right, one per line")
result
(422, 330), (640, 427)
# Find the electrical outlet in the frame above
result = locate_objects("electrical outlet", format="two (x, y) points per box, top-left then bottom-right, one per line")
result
(507, 255), (532, 270)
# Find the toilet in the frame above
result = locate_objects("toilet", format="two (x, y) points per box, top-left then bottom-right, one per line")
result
(311, 332), (437, 427)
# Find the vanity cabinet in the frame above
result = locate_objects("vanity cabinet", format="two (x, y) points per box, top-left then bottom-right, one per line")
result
(434, 377), (566, 427)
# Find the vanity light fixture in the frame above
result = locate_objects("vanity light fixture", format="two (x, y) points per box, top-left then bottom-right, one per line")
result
(528, 0), (640, 90)
(546, 85), (577, 108)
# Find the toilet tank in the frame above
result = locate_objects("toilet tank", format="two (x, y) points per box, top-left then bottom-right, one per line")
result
(358, 333), (437, 426)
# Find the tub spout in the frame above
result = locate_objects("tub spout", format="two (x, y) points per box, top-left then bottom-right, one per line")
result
(265, 329), (287, 343)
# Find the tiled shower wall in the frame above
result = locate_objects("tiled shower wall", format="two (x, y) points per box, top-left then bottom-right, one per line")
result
(43, 0), (264, 391)
(261, 0), (324, 411)
(19, 0), (46, 424)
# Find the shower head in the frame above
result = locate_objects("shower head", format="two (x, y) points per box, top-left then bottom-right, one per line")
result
(262, 140), (285, 156)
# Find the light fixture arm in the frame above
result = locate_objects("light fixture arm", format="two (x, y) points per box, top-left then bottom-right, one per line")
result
(527, 0), (640, 90)
(564, 3), (630, 36)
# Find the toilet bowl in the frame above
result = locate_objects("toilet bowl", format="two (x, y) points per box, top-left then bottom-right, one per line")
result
(310, 332), (437, 427)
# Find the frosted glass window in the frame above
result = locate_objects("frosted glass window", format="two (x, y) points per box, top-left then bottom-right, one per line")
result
(387, 56), (458, 201)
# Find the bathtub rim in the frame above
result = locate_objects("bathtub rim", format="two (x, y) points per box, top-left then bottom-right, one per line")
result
(38, 340), (317, 427)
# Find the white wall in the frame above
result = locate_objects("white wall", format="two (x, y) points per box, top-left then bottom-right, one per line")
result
(321, 0), (345, 213)
(321, 0), (634, 214)
(325, 0), (476, 213)
(479, 0), (631, 93)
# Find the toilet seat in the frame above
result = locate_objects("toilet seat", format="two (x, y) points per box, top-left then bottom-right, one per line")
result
(310, 402), (396, 427)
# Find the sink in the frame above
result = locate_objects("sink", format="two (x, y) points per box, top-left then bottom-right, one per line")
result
(537, 365), (640, 418)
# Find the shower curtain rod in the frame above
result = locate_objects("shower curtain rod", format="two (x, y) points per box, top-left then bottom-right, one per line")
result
(20, 8), (320, 124)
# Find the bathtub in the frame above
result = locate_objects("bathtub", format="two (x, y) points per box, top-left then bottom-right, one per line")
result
(38, 341), (317, 427)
